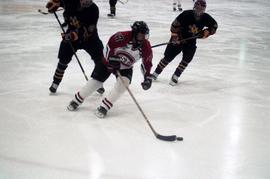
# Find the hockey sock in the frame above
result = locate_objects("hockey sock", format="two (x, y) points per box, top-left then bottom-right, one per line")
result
(79, 79), (103, 99)
(155, 58), (169, 74)
(53, 62), (68, 84)
(101, 98), (113, 111)
(73, 92), (84, 105)
(174, 60), (188, 77)
(110, 6), (116, 15)
(100, 76), (130, 110)
(173, 3), (177, 11)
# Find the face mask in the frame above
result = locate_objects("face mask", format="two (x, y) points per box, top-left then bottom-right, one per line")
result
(136, 32), (149, 41)
(193, 0), (206, 20)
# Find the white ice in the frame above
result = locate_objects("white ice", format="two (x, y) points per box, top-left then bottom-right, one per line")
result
(0, 0), (270, 178)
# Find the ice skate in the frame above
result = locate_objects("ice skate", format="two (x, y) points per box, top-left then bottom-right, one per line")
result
(169, 74), (179, 86)
(178, 6), (183, 11)
(95, 106), (108, 118)
(107, 8), (116, 17)
(173, 3), (177, 11)
(151, 72), (159, 81)
(49, 83), (58, 93)
(67, 100), (80, 111)
(107, 13), (115, 17)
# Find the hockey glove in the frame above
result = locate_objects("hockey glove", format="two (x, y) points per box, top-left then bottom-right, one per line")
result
(170, 33), (181, 45)
(198, 29), (210, 39)
(46, 0), (60, 13)
(107, 56), (121, 73)
(141, 76), (152, 90)
(61, 31), (78, 42)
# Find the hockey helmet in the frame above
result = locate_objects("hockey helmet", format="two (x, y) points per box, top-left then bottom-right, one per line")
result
(193, 0), (206, 18)
(131, 21), (149, 41)
(80, 0), (93, 8)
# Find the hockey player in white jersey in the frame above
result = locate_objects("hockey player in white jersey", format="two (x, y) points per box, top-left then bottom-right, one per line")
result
(67, 21), (153, 118)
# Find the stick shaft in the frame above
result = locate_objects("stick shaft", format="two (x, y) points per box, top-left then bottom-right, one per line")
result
(151, 35), (200, 48)
(116, 71), (180, 142)
(116, 71), (158, 136)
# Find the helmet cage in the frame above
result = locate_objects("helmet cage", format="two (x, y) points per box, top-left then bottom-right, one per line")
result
(193, 0), (206, 17)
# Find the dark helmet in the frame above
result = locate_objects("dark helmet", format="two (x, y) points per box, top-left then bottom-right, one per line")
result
(193, 0), (206, 18)
(131, 21), (149, 36)
(80, 0), (93, 8)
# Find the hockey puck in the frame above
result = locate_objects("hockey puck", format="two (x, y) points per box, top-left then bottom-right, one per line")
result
(176, 137), (184, 141)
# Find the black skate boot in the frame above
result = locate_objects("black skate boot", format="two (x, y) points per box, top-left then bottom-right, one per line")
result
(95, 106), (108, 118)
(107, 13), (115, 17)
(49, 83), (58, 93)
(178, 5), (183, 11)
(67, 100), (80, 111)
(169, 74), (179, 86)
(151, 72), (159, 81)
(107, 7), (116, 17)
(173, 3), (177, 11)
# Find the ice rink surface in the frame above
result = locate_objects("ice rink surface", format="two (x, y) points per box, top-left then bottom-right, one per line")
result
(0, 0), (270, 178)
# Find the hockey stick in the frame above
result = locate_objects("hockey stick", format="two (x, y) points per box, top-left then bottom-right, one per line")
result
(151, 35), (200, 48)
(118, 0), (128, 5)
(37, 8), (63, 15)
(116, 71), (183, 142)
(38, 10), (88, 80)
(53, 12), (89, 81)
(151, 42), (169, 48)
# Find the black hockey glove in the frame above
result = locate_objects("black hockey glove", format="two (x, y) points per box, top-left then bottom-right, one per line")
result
(141, 76), (152, 90)
(107, 56), (121, 73)
(170, 33), (181, 45)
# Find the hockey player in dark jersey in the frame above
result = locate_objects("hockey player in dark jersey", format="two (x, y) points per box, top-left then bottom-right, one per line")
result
(151, 0), (218, 86)
(67, 21), (153, 118)
(107, 0), (117, 17)
(45, 0), (105, 94)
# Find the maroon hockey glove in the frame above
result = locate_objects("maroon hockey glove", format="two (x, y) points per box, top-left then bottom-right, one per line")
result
(170, 33), (181, 45)
(46, 0), (60, 13)
(141, 76), (152, 90)
(198, 29), (210, 39)
(107, 56), (121, 73)
(61, 31), (78, 42)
